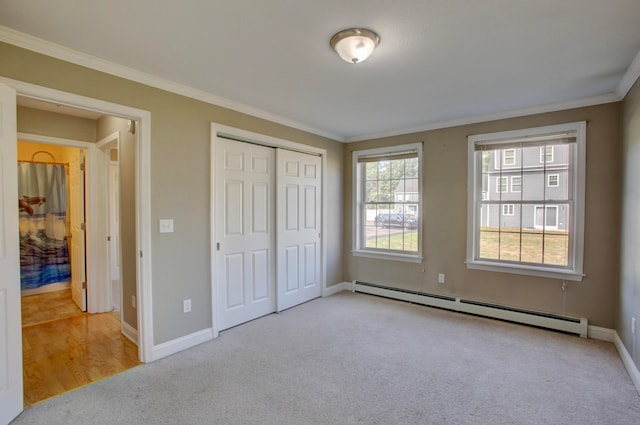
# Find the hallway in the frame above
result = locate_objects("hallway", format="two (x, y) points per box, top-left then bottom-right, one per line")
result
(21, 291), (139, 407)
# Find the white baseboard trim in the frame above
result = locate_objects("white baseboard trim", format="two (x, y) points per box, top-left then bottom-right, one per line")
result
(121, 320), (138, 346)
(151, 328), (214, 361)
(587, 325), (615, 342)
(613, 331), (640, 396)
(323, 282), (351, 297)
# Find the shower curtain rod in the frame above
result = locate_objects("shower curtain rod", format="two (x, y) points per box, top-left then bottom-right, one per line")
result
(18, 159), (69, 167)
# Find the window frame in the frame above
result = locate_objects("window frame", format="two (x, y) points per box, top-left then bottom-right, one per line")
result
(502, 204), (515, 216)
(352, 142), (423, 263)
(466, 122), (586, 281)
(511, 176), (521, 193)
(547, 174), (559, 187)
(540, 146), (554, 163)
(503, 149), (516, 166)
(496, 176), (508, 193)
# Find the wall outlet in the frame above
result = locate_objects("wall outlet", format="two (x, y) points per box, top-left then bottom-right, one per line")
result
(183, 299), (192, 313)
(632, 317), (636, 335)
(131, 295), (136, 309)
(438, 273), (445, 284)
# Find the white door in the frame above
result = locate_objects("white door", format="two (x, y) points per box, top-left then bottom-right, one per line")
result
(276, 149), (322, 311)
(0, 84), (23, 424)
(109, 159), (121, 280)
(215, 138), (276, 331)
(70, 149), (86, 311)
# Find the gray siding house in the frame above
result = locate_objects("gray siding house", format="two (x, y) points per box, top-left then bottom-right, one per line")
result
(481, 144), (570, 231)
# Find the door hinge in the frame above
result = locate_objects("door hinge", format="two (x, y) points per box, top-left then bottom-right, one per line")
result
(80, 162), (85, 171)
(82, 281), (86, 289)
(216, 242), (220, 251)
(80, 223), (86, 231)
(140, 251), (143, 258)
(107, 236), (111, 241)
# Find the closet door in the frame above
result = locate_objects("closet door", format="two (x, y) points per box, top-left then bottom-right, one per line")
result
(276, 149), (322, 311)
(0, 83), (23, 425)
(214, 138), (276, 331)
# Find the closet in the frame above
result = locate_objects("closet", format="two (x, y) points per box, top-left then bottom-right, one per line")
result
(213, 136), (322, 331)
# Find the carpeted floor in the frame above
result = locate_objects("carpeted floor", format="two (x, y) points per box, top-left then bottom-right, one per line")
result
(11, 291), (640, 425)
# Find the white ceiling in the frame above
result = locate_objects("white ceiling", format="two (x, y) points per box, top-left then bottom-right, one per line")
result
(1, 0), (640, 142)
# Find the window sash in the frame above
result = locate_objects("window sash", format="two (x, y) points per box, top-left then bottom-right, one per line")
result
(467, 122), (586, 281)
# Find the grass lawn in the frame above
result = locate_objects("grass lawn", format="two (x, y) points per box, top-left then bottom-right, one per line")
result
(479, 226), (569, 266)
(365, 229), (419, 252)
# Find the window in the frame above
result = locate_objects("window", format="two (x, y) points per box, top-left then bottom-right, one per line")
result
(503, 149), (516, 166)
(502, 204), (514, 216)
(467, 122), (586, 281)
(511, 176), (521, 192)
(496, 176), (508, 193)
(353, 143), (422, 262)
(540, 146), (554, 163)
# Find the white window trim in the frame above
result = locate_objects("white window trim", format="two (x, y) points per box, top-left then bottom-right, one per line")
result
(352, 142), (423, 263)
(533, 205), (559, 230)
(466, 122), (586, 281)
(502, 204), (514, 216)
(503, 149), (516, 166)
(540, 146), (554, 163)
(496, 176), (508, 193)
(511, 176), (521, 192)
(547, 174), (559, 187)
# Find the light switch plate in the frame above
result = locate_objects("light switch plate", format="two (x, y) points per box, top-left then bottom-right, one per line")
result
(159, 219), (174, 233)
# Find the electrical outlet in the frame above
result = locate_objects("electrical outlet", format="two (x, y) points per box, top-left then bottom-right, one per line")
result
(183, 299), (192, 313)
(632, 317), (636, 335)
(131, 295), (136, 309)
(438, 273), (445, 284)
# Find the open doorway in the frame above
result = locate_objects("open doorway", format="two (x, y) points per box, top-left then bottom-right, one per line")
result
(16, 99), (138, 406)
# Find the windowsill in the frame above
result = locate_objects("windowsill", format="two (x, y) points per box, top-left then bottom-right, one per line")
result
(466, 260), (584, 281)
(352, 250), (423, 264)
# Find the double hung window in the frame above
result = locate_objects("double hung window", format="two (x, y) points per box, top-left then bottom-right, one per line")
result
(466, 122), (586, 280)
(352, 143), (422, 262)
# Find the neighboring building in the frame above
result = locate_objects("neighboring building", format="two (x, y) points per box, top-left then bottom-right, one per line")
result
(393, 178), (419, 216)
(481, 144), (570, 231)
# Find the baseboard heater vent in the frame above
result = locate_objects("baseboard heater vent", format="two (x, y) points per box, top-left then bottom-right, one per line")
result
(352, 281), (588, 337)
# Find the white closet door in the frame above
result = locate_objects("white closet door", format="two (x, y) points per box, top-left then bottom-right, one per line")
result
(276, 149), (322, 312)
(0, 83), (23, 425)
(214, 138), (276, 331)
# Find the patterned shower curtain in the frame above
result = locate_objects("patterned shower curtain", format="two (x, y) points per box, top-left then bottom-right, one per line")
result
(18, 162), (71, 290)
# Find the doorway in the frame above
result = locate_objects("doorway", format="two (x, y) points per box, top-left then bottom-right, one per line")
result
(0, 81), (152, 424)
(17, 140), (87, 323)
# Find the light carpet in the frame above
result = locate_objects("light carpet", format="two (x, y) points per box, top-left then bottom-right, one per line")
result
(12, 291), (640, 424)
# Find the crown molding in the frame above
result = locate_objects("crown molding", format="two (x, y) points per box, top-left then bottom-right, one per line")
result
(0, 25), (343, 142)
(616, 48), (640, 99)
(345, 92), (622, 143)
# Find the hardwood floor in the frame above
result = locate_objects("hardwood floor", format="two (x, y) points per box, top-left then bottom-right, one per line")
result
(21, 289), (82, 326)
(22, 292), (140, 407)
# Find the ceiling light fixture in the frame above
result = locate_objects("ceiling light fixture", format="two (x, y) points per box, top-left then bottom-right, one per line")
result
(330, 28), (380, 64)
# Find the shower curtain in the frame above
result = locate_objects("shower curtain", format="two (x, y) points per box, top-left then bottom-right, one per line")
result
(18, 162), (71, 290)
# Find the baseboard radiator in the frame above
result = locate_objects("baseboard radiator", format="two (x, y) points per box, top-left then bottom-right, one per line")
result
(352, 281), (588, 338)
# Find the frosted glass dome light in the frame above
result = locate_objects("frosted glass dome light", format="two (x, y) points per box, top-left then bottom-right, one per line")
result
(330, 28), (380, 64)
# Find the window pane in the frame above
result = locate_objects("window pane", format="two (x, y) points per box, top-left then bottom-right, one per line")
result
(479, 227), (500, 260)
(520, 232), (543, 264)
(543, 233), (569, 266)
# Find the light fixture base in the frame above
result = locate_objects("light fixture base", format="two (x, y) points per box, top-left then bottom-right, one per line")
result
(330, 28), (380, 64)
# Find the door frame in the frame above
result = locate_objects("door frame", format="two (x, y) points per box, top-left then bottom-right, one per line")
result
(2, 76), (153, 363)
(210, 122), (328, 338)
(17, 134), (89, 311)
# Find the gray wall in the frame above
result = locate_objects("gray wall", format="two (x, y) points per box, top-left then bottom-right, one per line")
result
(1, 41), (344, 346)
(620, 79), (640, 369)
(344, 103), (622, 328)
